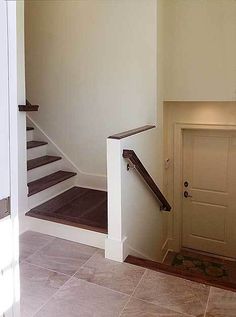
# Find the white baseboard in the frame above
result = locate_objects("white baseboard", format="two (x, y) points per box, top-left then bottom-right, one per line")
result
(105, 236), (128, 262)
(128, 245), (161, 262)
(21, 215), (106, 249)
(27, 115), (107, 191)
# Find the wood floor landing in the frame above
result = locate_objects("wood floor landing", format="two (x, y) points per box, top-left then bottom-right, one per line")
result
(26, 187), (108, 234)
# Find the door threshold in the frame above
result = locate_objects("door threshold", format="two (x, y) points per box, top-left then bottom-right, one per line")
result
(182, 247), (236, 262)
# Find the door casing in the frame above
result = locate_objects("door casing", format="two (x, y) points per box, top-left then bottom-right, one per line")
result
(171, 123), (236, 257)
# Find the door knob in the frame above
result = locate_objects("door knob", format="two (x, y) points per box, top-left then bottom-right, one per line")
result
(184, 191), (192, 198)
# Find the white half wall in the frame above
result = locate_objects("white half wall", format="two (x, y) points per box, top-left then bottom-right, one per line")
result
(106, 127), (169, 262)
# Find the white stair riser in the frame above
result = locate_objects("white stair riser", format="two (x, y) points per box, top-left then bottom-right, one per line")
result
(27, 159), (62, 182)
(20, 216), (106, 249)
(27, 144), (47, 160)
(28, 177), (75, 209)
(27, 130), (34, 142)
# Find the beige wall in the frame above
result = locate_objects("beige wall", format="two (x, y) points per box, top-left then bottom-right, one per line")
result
(163, 0), (236, 101)
(25, 0), (157, 178)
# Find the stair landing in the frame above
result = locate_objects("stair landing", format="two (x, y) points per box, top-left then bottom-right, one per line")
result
(26, 187), (108, 234)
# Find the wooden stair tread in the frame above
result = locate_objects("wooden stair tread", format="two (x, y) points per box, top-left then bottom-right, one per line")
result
(27, 127), (34, 131)
(26, 186), (108, 234)
(27, 141), (48, 149)
(19, 105), (39, 111)
(28, 171), (77, 196)
(27, 155), (62, 171)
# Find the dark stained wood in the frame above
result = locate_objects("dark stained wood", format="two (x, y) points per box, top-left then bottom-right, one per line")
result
(26, 187), (108, 234)
(123, 149), (171, 211)
(27, 155), (62, 171)
(108, 125), (155, 140)
(19, 99), (39, 111)
(126, 255), (236, 292)
(28, 171), (77, 196)
(27, 127), (34, 131)
(19, 105), (39, 111)
(27, 141), (48, 149)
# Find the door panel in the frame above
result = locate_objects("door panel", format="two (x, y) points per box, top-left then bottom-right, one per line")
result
(192, 136), (229, 192)
(182, 130), (236, 258)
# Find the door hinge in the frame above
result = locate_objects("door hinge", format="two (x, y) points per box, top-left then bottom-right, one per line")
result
(0, 197), (10, 220)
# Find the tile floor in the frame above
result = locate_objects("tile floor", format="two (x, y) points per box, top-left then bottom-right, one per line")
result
(20, 231), (236, 317)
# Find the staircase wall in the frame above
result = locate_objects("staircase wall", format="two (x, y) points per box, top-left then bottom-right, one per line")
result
(25, 0), (157, 181)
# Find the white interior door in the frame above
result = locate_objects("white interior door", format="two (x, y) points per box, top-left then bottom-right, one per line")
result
(0, 1), (19, 316)
(182, 129), (236, 258)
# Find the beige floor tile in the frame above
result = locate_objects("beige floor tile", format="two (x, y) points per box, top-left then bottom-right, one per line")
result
(19, 231), (54, 261)
(25, 237), (97, 275)
(120, 298), (189, 316)
(133, 270), (210, 316)
(20, 262), (69, 317)
(75, 250), (145, 294)
(205, 287), (236, 317)
(34, 277), (129, 317)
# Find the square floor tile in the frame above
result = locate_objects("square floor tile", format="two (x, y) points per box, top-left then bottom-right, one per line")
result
(205, 287), (236, 317)
(133, 270), (210, 316)
(34, 277), (129, 317)
(20, 231), (54, 261)
(121, 298), (188, 316)
(25, 238), (97, 276)
(20, 262), (69, 317)
(75, 250), (145, 294)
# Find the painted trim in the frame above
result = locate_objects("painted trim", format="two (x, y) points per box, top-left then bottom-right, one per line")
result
(105, 236), (128, 262)
(21, 216), (106, 249)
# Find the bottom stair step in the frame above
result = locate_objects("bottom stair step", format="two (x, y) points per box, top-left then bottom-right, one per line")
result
(28, 170), (77, 196)
(26, 186), (108, 234)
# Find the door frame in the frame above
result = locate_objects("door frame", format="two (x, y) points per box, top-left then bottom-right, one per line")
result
(4, 1), (20, 316)
(172, 122), (236, 253)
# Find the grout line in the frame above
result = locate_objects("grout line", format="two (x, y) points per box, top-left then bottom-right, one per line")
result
(21, 234), (56, 262)
(204, 286), (212, 317)
(131, 270), (198, 317)
(118, 269), (147, 317)
(131, 296), (194, 317)
(21, 260), (73, 279)
(30, 248), (99, 317)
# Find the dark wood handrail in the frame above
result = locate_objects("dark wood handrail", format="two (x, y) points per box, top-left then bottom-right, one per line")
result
(123, 149), (171, 211)
(109, 125), (155, 139)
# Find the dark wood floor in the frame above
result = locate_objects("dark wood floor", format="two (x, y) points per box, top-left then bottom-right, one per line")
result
(126, 250), (236, 292)
(26, 187), (108, 234)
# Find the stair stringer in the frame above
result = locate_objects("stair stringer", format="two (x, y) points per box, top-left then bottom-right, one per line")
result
(27, 115), (107, 191)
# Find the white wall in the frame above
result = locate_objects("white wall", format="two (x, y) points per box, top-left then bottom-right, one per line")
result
(106, 128), (169, 262)
(164, 0), (236, 101)
(25, 0), (157, 180)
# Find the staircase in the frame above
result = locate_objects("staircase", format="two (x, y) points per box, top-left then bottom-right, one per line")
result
(23, 124), (107, 248)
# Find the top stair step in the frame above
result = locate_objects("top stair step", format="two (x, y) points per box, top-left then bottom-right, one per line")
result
(27, 155), (62, 171)
(27, 127), (34, 131)
(27, 141), (48, 149)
